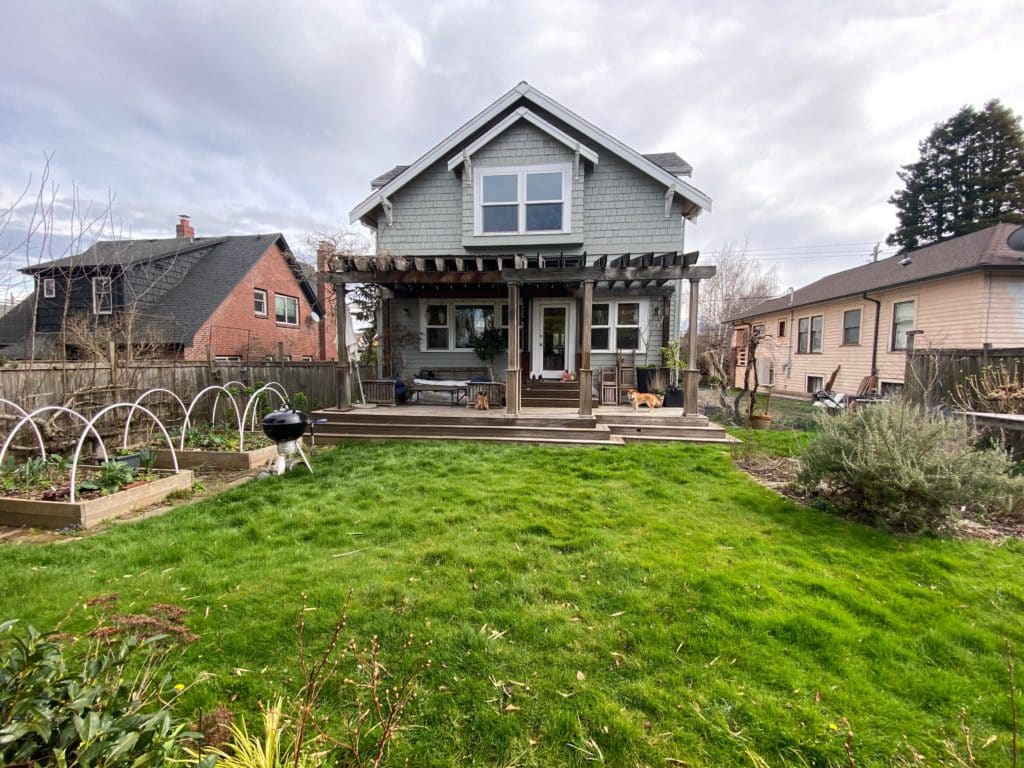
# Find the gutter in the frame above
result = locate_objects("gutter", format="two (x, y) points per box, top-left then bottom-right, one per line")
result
(862, 292), (881, 375)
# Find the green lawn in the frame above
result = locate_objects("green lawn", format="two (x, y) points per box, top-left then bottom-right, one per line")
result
(2, 441), (1022, 767)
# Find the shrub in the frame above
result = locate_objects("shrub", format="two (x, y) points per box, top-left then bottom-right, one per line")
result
(0, 598), (198, 767)
(797, 400), (1024, 532)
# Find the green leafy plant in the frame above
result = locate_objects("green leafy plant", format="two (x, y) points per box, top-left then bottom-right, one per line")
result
(0, 597), (199, 767)
(98, 460), (136, 494)
(291, 392), (310, 414)
(798, 400), (1024, 531)
(138, 448), (158, 472)
(471, 326), (507, 381)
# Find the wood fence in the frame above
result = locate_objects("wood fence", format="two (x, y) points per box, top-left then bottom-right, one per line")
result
(904, 346), (1024, 407)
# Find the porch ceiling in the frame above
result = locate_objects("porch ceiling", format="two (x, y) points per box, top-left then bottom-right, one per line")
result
(325, 250), (715, 289)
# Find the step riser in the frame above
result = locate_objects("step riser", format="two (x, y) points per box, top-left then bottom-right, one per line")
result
(315, 434), (621, 447)
(608, 426), (729, 439)
(312, 414), (596, 428)
(316, 426), (613, 440)
(595, 415), (710, 427)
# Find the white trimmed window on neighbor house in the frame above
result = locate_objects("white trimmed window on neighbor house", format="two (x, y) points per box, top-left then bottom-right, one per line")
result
(474, 163), (571, 235)
(421, 300), (508, 351)
(590, 300), (647, 352)
(254, 288), (268, 316)
(42, 277), (56, 299)
(842, 308), (861, 345)
(891, 300), (915, 350)
(275, 294), (299, 326)
(92, 276), (112, 314)
(797, 314), (823, 353)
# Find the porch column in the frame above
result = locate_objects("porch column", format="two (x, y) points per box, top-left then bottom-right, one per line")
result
(684, 278), (700, 416)
(578, 279), (594, 416)
(336, 285), (352, 409)
(505, 281), (522, 416)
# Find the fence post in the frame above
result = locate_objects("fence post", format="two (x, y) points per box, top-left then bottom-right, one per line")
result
(109, 341), (119, 402)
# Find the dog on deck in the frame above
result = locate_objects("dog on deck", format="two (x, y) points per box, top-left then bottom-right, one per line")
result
(626, 388), (662, 412)
(474, 392), (490, 410)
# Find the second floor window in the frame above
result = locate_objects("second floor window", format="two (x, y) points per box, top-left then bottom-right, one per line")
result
(275, 294), (298, 325)
(797, 315), (823, 353)
(475, 164), (570, 235)
(42, 277), (56, 298)
(892, 300), (915, 350)
(777, 319), (786, 338)
(843, 309), (861, 345)
(92, 276), (112, 315)
(254, 288), (267, 316)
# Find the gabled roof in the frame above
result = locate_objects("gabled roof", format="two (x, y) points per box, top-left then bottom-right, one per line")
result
(351, 81), (712, 226)
(733, 223), (1024, 321)
(643, 152), (692, 177)
(16, 233), (322, 346)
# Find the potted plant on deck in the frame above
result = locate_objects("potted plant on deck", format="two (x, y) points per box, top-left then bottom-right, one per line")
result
(659, 340), (686, 407)
(472, 326), (508, 382)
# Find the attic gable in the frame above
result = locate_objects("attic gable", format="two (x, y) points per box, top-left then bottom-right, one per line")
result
(350, 81), (712, 227)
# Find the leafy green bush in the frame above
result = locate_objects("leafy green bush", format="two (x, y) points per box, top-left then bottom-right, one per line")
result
(798, 400), (1024, 531)
(0, 599), (198, 767)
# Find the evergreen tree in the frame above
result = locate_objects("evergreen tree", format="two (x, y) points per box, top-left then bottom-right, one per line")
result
(887, 100), (1024, 250)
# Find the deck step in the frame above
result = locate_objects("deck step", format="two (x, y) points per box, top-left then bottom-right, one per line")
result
(314, 423), (614, 441)
(618, 434), (740, 445)
(604, 424), (732, 439)
(314, 433), (624, 447)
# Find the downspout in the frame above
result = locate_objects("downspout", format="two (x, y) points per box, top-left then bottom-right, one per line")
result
(863, 292), (881, 375)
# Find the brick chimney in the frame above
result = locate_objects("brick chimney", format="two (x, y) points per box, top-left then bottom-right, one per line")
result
(175, 215), (195, 240)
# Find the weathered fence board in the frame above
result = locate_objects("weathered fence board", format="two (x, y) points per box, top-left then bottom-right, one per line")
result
(904, 347), (1024, 407)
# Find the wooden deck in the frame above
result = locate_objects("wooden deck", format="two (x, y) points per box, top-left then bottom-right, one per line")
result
(310, 404), (737, 446)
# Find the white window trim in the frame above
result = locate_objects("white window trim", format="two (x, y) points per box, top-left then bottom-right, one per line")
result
(92, 276), (112, 315)
(890, 299), (916, 351)
(473, 162), (572, 236)
(590, 299), (649, 353)
(42, 277), (56, 299)
(275, 294), (299, 326)
(806, 374), (824, 394)
(254, 288), (268, 316)
(419, 299), (508, 352)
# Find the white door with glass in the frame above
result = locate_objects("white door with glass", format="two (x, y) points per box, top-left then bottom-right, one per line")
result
(531, 300), (575, 379)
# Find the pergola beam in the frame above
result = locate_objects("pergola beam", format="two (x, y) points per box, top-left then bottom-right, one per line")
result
(326, 264), (715, 286)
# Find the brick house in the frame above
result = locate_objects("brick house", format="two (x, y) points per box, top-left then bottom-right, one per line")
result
(328, 81), (716, 415)
(1, 216), (338, 362)
(730, 223), (1024, 397)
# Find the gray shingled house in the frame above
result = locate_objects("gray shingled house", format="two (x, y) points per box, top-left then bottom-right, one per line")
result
(328, 82), (715, 416)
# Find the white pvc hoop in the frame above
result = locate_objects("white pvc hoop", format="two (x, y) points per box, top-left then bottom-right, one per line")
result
(0, 398), (47, 461)
(121, 389), (188, 449)
(246, 381), (290, 430)
(212, 380), (246, 424)
(70, 402), (179, 503)
(0, 406), (109, 469)
(180, 386), (242, 450)
(240, 384), (289, 451)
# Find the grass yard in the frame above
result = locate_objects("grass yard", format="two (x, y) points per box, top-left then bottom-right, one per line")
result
(2, 441), (1023, 766)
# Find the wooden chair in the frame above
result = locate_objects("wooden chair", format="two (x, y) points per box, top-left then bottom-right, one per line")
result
(599, 367), (618, 405)
(363, 380), (397, 406)
(616, 350), (637, 404)
(466, 381), (505, 407)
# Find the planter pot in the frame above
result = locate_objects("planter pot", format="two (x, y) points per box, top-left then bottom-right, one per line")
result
(662, 388), (684, 408)
(636, 368), (654, 393)
(749, 414), (772, 430)
(0, 469), (194, 530)
(152, 443), (281, 471)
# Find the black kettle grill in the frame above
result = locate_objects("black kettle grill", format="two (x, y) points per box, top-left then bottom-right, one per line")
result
(259, 407), (312, 476)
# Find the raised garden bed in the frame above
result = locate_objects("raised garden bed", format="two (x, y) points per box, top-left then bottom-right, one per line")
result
(152, 443), (280, 471)
(0, 467), (194, 529)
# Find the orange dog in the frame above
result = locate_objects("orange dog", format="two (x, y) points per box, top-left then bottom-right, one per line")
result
(474, 392), (490, 410)
(626, 388), (662, 412)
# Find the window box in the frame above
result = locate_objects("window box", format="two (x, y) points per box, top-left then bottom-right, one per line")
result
(473, 163), (572, 236)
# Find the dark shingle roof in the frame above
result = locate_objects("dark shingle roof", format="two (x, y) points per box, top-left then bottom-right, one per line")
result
(733, 224), (1024, 321)
(21, 237), (221, 272)
(643, 152), (692, 177)
(371, 165), (410, 189)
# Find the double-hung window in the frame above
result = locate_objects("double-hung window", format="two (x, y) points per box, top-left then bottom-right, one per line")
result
(42, 277), (56, 299)
(891, 300), (915, 350)
(275, 294), (298, 326)
(475, 164), (570, 235)
(590, 300), (645, 352)
(92, 276), (112, 315)
(254, 288), (268, 316)
(797, 315), (823, 353)
(843, 309), (861, 345)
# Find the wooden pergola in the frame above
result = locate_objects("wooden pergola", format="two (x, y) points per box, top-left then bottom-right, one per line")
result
(325, 252), (715, 417)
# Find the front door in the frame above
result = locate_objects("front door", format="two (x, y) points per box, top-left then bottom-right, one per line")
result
(531, 300), (575, 379)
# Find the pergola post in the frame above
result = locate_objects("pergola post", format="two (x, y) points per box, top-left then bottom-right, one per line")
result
(336, 285), (352, 409)
(505, 281), (522, 416)
(578, 279), (594, 416)
(684, 278), (700, 416)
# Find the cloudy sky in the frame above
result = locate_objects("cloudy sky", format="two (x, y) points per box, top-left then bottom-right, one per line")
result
(1, 0), (1021, 298)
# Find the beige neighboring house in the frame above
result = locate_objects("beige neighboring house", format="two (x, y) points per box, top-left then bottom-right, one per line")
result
(730, 223), (1024, 398)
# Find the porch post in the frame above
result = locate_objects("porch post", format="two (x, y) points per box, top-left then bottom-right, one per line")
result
(336, 285), (352, 408)
(505, 280), (521, 416)
(684, 278), (700, 416)
(578, 279), (594, 416)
